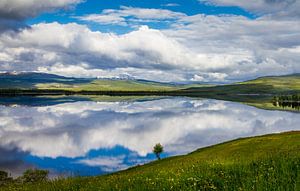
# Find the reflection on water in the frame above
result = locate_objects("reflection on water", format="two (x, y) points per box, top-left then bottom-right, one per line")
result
(273, 101), (300, 110)
(0, 97), (299, 177)
(272, 95), (300, 110)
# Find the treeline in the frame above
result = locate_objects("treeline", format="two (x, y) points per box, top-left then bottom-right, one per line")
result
(273, 95), (300, 102)
(272, 95), (300, 110)
(0, 89), (78, 96)
(0, 89), (195, 97)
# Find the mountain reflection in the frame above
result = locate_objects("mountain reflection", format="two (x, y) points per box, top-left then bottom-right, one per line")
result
(0, 97), (299, 177)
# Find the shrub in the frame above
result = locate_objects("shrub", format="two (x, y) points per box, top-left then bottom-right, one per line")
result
(20, 169), (49, 183)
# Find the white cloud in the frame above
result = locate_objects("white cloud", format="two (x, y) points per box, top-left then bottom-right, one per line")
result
(164, 14), (300, 80)
(116, 6), (186, 20)
(0, 0), (82, 20)
(76, 6), (186, 26)
(0, 5), (300, 82)
(162, 3), (180, 7)
(1, 22), (236, 82)
(192, 73), (228, 82)
(77, 14), (127, 26)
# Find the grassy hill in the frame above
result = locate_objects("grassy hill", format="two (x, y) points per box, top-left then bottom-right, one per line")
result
(0, 72), (91, 89)
(2, 131), (300, 190)
(239, 74), (300, 92)
(184, 74), (300, 96)
(35, 79), (178, 92)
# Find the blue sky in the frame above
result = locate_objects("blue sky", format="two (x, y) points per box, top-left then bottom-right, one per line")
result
(28, 0), (255, 33)
(0, 0), (299, 82)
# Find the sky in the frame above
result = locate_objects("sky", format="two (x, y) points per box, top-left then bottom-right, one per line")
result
(0, 0), (300, 83)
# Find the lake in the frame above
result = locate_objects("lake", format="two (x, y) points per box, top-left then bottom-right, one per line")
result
(0, 96), (299, 177)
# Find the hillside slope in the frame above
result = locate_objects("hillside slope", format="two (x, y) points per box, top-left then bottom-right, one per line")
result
(239, 74), (300, 92)
(3, 131), (300, 190)
(185, 74), (300, 95)
(0, 72), (91, 89)
(36, 79), (178, 91)
(0, 72), (178, 91)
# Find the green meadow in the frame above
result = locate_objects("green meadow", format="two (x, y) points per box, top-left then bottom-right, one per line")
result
(1, 131), (299, 191)
(35, 79), (179, 92)
(239, 74), (300, 92)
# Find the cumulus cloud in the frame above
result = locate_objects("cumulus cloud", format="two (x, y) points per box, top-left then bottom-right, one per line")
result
(0, 0), (82, 31)
(76, 6), (186, 26)
(0, 22), (236, 82)
(1, 16), (298, 82)
(165, 14), (300, 80)
(0, 3), (299, 82)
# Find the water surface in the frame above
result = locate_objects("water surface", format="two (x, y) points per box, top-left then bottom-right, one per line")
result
(0, 97), (299, 177)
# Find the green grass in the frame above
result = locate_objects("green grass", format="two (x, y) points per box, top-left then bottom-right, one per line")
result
(186, 74), (300, 94)
(239, 74), (300, 92)
(35, 80), (179, 92)
(35, 80), (213, 92)
(2, 131), (300, 191)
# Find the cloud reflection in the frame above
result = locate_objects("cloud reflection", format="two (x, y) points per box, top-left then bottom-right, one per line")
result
(0, 97), (299, 176)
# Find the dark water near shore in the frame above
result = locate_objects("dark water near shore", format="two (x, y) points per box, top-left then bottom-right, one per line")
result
(0, 96), (299, 177)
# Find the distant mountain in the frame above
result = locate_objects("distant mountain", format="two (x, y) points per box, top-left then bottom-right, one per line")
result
(0, 72), (92, 89)
(0, 72), (67, 80)
(0, 72), (176, 91)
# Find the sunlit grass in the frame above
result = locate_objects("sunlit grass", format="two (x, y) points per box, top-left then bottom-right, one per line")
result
(239, 75), (300, 91)
(35, 80), (179, 92)
(2, 131), (299, 191)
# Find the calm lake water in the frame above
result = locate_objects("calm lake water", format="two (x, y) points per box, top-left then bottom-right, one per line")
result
(0, 97), (299, 177)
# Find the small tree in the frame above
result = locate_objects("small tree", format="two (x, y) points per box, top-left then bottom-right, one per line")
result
(153, 143), (164, 160)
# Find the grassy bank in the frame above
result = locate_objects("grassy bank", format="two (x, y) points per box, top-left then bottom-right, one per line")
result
(2, 131), (299, 191)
